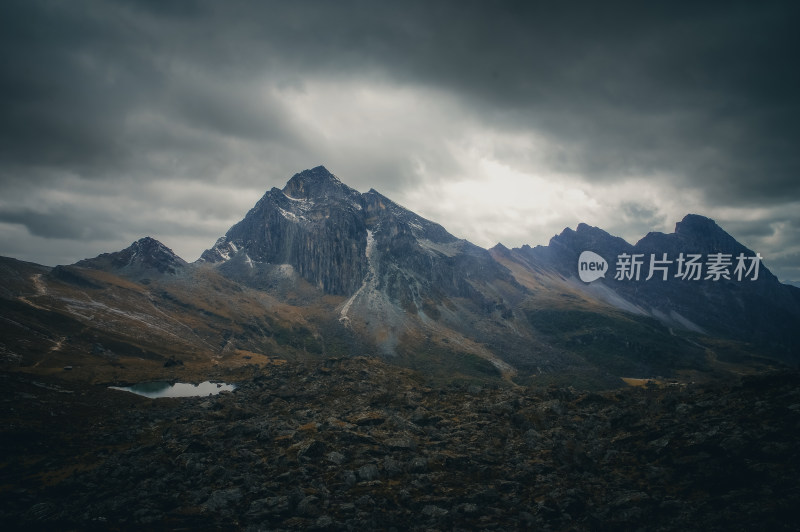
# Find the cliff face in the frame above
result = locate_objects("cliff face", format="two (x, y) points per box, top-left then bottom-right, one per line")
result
(199, 166), (520, 309)
(199, 167), (369, 295)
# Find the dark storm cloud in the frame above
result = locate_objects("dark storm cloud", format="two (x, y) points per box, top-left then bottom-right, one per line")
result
(401, 1), (800, 204)
(4, 1), (798, 192)
(0, 208), (116, 240)
(189, 0), (800, 204)
(0, 0), (798, 277)
(1, 1), (152, 172)
(0, 0), (307, 181)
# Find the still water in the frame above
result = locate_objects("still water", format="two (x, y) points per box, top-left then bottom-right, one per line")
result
(109, 381), (236, 398)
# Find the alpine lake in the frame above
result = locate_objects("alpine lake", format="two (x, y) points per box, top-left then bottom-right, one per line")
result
(109, 381), (236, 398)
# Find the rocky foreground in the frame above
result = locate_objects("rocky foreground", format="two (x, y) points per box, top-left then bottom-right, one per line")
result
(2, 359), (799, 531)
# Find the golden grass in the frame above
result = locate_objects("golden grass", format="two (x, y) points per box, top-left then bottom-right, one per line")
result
(621, 377), (662, 388)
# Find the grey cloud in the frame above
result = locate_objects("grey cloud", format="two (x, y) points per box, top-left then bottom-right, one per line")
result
(723, 221), (778, 240)
(0, 208), (119, 240)
(716, 210), (800, 283)
(762, 251), (800, 287)
(1, 2), (153, 172)
(620, 203), (667, 235)
(0, 0), (305, 184)
(165, 76), (305, 144)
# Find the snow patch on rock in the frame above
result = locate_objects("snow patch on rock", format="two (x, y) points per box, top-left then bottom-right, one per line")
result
(340, 229), (375, 323)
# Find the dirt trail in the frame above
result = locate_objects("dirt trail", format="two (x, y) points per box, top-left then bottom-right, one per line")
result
(31, 273), (47, 295)
(17, 274), (48, 310)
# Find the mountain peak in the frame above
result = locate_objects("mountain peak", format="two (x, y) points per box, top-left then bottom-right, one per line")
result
(75, 236), (187, 276)
(282, 166), (356, 201)
(668, 213), (749, 254)
(548, 222), (631, 252)
(491, 243), (511, 253)
(675, 214), (720, 235)
(131, 236), (170, 254)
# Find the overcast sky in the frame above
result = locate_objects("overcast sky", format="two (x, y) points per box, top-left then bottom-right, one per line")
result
(1, 0), (799, 283)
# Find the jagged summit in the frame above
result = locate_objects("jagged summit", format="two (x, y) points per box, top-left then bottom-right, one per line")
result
(675, 213), (719, 233)
(490, 243), (511, 254)
(74, 236), (187, 275)
(197, 167), (492, 296)
(636, 213), (761, 263)
(530, 223), (632, 267)
(282, 165), (358, 201)
(668, 213), (745, 251)
(197, 167), (370, 293)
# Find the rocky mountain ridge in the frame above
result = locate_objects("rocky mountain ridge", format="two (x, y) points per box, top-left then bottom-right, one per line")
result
(1, 166), (798, 388)
(506, 214), (800, 360)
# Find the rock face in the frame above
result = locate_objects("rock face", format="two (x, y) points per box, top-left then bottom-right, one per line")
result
(357, 188), (521, 315)
(200, 167), (369, 295)
(199, 166), (517, 303)
(200, 167), (797, 360)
